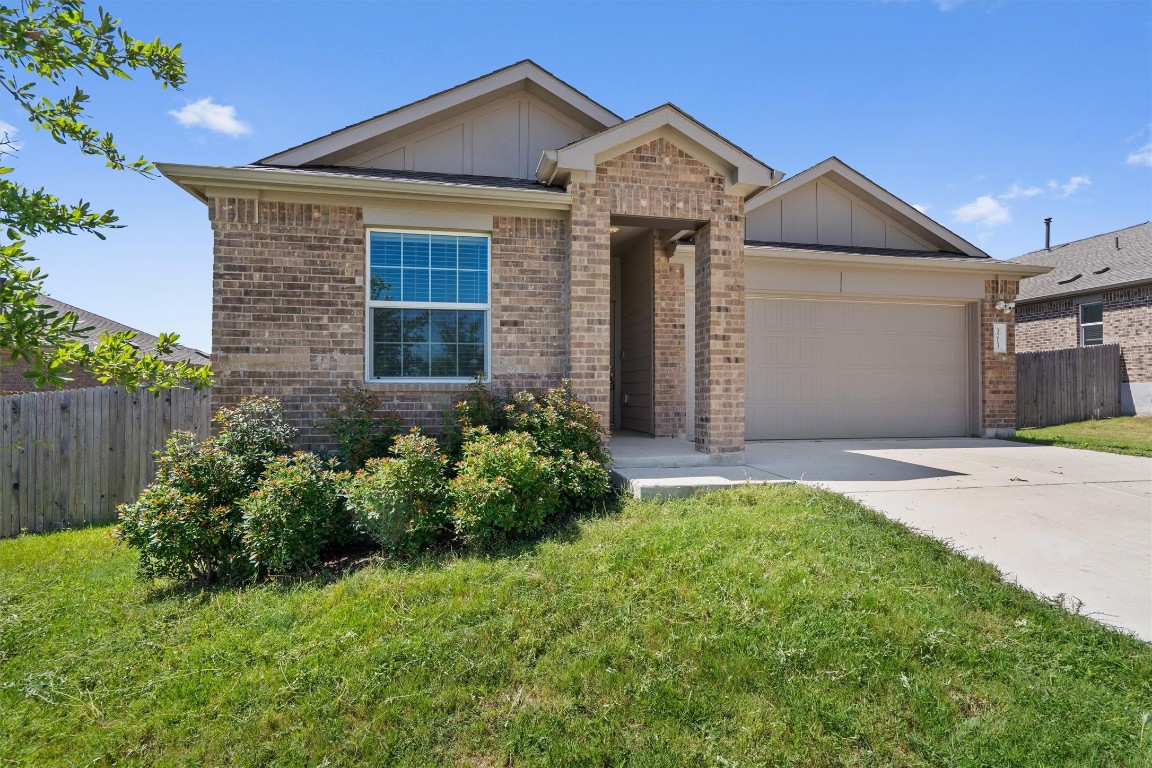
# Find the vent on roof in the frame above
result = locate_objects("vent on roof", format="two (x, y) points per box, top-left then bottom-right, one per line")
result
(1092, 266), (1111, 275)
(1057, 274), (1083, 285)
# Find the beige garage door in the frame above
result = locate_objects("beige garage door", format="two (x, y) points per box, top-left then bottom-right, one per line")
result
(746, 297), (970, 440)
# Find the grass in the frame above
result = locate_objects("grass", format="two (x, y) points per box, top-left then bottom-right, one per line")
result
(1011, 416), (1152, 457)
(2, 485), (1150, 767)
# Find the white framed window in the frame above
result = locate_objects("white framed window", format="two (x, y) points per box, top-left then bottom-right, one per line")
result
(1079, 301), (1103, 346)
(365, 229), (490, 381)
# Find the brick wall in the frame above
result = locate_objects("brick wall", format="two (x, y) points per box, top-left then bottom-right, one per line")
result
(569, 136), (745, 451)
(0, 360), (106, 393)
(1016, 282), (1152, 383)
(652, 234), (686, 438)
(209, 200), (571, 449)
(981, 278), (1019, 433)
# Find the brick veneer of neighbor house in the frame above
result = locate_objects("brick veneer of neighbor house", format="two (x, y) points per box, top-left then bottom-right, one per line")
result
(981, 278), (1019, 435)
(0, 361), (106, 393)
(1016, 282), (1152, 387)
(209, 197), (571, 449)
(567, 137), (745, 453)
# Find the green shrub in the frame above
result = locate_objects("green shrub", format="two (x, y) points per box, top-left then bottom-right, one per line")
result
(211, 396), (296, 480)
(115, 432), (253, 582)
(240, 453), (346, 573)
(450, 428), (560, 544)
(116, 397), (299, 582)
(340, 430), (450, 553)
(506, 381), (611, 510)
(442, 378), (509, 464)
(320, 387), (404, 470)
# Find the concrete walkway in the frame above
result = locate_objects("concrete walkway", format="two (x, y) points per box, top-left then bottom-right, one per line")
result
(613, 438), (1152, 641)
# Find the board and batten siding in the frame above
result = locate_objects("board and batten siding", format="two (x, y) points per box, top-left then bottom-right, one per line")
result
(746, 178), (933, 251)
(0, 387), (210, 537)
(336, 92), (599, 180)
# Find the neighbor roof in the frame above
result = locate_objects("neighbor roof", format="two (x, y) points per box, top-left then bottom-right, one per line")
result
(1009, 222), (1152, 302)
(36, 296), (209, 366)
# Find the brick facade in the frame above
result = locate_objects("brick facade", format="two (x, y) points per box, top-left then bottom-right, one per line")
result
(209, 199), (572, 449)
(651, 234), (686, 438)
(980, 278), (1019, 433)
(569, 137), (746, 453)
(0, 361), (104, 393)
(1016, 283), (1152, 384)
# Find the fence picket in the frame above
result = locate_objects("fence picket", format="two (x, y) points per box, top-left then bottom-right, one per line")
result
(1016, 344), (1121, 428)
(0, 387), (211, 536)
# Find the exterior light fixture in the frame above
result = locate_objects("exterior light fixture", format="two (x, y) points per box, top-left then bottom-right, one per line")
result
(994, 300), (1015, 314)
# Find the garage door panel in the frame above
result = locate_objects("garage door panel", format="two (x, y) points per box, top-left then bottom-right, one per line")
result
(746, 298), (970, 439)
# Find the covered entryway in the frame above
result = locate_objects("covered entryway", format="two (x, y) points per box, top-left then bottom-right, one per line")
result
(745, 297), (972, 439)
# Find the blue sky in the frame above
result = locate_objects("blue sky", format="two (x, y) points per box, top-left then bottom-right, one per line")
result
(11, 0), (1151, 352)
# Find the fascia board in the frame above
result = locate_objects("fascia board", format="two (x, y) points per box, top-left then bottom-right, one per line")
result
(157, 163), (572, 211)
(262, 63), (620, 167)
(740, 246), (1051, 277)
(746, 157), (989, 259)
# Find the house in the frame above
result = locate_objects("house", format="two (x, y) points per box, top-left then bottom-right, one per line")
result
(0, 295), (210, 393)
(1010, 222), (1152, 416)
(160, 60), (1045, 454)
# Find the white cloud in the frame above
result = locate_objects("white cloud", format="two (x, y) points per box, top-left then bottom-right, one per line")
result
(1126, 141), (1152, 167)
(169, 98), (250, 137)
(1047, 175), (1091, 197)
(952, 195), (1011, 227)
(911, 203), (930, 213)
(1000, 183), (1043, 200)
(0, 118), (21, 150)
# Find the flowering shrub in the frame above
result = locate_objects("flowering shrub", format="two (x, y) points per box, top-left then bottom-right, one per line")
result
(441, 378), (510, 464)
(116, 397), (297, 582)
(450, 428), (560, 544)
(320, 387), (404, 470)
(211, 396), (296, 481)
(115, 431), (253, 582)
(241, 453), (346, 573)
(506, 382), (611, 511)
(340, 430), (451, 553)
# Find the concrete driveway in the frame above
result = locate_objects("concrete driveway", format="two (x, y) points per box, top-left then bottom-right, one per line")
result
(740, 438), (1151, 641)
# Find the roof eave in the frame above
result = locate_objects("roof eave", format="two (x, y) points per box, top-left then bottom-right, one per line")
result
(158, 163), (573, 211)
(739, 245), (1052, 276)
(1017, 276), (1152, 304)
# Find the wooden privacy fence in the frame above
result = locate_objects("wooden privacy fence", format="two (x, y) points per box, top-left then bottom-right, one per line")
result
(1, 387), (211, 537)
(1016, 344), (1121, 428)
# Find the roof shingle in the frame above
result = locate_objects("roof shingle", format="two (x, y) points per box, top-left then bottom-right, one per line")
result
(1009, 222), (1152, 301)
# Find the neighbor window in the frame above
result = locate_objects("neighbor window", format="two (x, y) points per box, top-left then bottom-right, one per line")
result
(366, 230), (489, 380)
(1079, 302), (1103, 346)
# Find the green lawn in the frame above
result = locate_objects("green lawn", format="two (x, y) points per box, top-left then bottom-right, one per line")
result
(2, 485), (1150, 767)
(1012, 416), (1152, 457)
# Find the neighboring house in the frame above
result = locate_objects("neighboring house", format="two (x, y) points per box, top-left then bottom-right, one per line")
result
(160, 60), (1044, 454)
(1010, 222), (1152, 416)
(0, 295), (210, 393)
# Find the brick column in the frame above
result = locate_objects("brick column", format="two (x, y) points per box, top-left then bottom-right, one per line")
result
(566, 181), (612, 429)
(981, 278), (1019, 436)
(652, 234), (686, 438)
(694, 201), (746, 454)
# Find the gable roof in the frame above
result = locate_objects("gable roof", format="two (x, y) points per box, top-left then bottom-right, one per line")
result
(259, 60), (622, 167)
(536, 103), (782, 197)
(32, 296), (210, 366)
(745, 156), (990, 258)
(1009, 221), (1152, 302)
